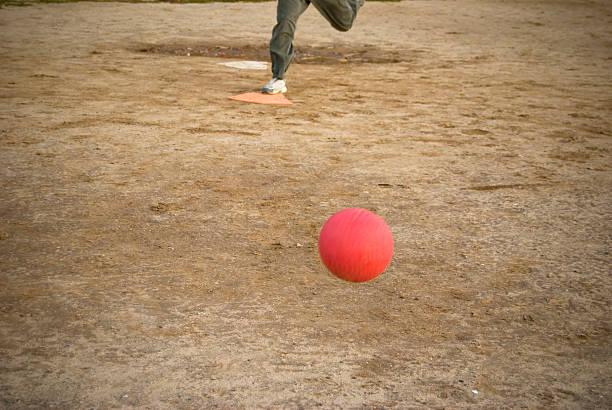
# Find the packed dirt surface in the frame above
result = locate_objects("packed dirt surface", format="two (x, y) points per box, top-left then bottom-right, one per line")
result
(1, 0), (611, 408)
(139, 41), (406, 64)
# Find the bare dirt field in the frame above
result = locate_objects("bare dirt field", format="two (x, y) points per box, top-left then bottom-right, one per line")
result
(1, 0), (611, 408)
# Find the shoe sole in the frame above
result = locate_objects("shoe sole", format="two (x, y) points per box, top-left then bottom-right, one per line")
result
(262, 86), (288, 95)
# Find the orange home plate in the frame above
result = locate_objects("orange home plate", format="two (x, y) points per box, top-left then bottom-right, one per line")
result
(228, 92), (293, 106)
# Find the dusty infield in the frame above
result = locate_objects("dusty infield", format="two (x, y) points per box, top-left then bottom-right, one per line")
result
(1, 0), (611, 408)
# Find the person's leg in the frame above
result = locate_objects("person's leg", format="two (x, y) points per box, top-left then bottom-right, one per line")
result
(311, 0), (362, 32)
(269, 0), (310, 80)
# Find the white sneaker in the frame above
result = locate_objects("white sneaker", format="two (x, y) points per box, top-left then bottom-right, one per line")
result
(262, 78), (287, 94)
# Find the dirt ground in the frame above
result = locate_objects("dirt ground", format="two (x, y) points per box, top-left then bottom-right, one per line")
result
(0, 0), (611, 408)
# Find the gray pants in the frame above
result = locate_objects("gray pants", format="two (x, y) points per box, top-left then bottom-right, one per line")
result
(269, 0), (361, 79)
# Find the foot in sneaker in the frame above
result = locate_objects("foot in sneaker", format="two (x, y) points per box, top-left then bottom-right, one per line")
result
(262, 78), (287, 94)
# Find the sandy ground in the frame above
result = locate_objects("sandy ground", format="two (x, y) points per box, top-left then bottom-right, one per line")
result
(1, 0), (611, 408)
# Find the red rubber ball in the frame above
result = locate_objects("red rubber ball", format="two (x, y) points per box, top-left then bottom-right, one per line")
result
(318, 208), (394, 282)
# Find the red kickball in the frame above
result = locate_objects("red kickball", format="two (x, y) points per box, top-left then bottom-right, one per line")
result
(318, 208), (394, 282)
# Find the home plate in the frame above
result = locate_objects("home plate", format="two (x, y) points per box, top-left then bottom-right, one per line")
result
(228, 92), (293, 106)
